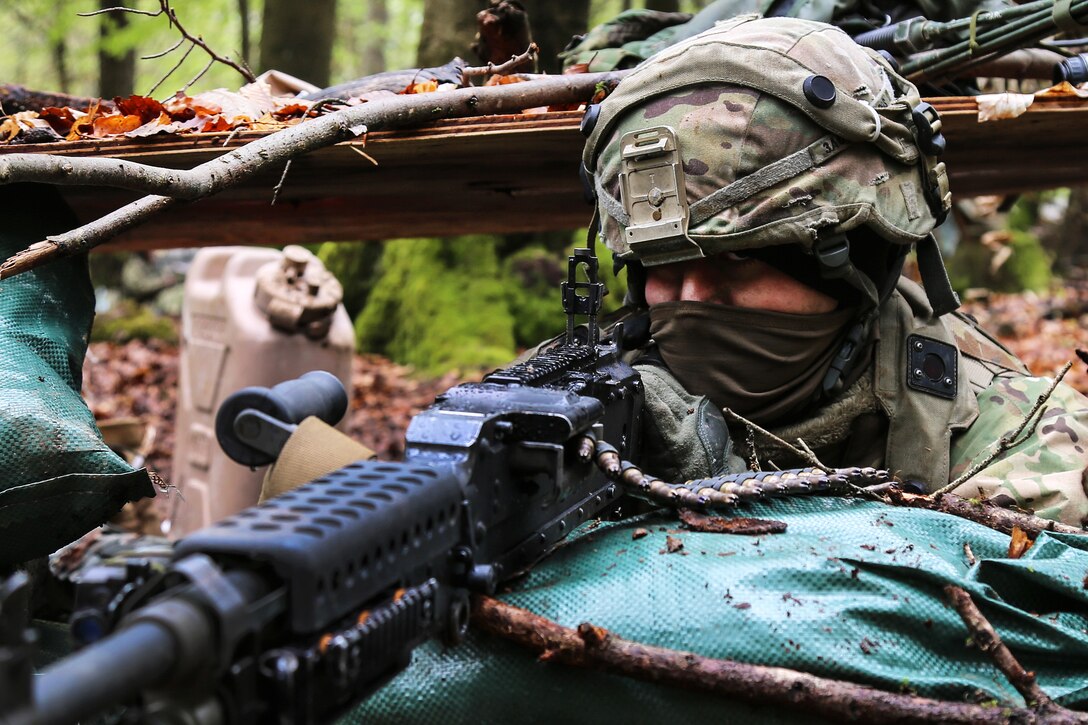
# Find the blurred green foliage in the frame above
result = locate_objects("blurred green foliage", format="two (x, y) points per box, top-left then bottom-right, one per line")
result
(91, 301), (178, 344)
(316, 241), (383, 319)
(948, 191), (1058, 294)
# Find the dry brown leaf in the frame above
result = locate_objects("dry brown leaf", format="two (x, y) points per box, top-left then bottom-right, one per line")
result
(92, 114), (143, 137)
(0, 111), (52, 141)
(484, 75), (526, 86)
(1007, 526), (1034, 559)
(67, 102), (101, 140)
(115, 95), (166, 123)
(403, 79), (439, 94)
(39, 107), (78, 135)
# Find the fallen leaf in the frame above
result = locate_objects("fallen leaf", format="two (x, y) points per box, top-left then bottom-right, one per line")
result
(403, 79), (439, 94)
(632, 528), (649, 540)
(92, 114), (143, 137)
(114, 95), (165, 123)
(1007, 526), (1034, 559)
(679, 509), (787, 535)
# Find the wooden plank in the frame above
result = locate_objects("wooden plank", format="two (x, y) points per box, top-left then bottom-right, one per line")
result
(3, 98), (1088, 250)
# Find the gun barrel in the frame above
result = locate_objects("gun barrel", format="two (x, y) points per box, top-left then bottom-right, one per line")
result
(27, 620), (181, 725)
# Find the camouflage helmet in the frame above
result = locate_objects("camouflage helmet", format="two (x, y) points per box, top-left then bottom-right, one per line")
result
(582, 15), (955, 312)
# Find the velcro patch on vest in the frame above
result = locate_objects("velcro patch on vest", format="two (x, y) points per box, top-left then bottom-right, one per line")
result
(906, 334), (958, 400)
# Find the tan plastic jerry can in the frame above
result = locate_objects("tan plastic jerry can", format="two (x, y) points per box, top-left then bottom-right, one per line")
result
(169, 245), (355, 537)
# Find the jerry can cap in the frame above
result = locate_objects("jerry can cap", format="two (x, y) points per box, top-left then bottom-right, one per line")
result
(254, 245), (344, 339)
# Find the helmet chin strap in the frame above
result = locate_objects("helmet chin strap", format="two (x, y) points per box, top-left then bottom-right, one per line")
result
(817, 233), (908, 397)
(914, 233), (960, 317)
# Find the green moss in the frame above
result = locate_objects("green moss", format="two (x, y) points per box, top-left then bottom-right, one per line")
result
(354, 236), (517, 375)
(91, 301), (178, 344)
(947, 230), (1052, 294)
(316, 241), (384, 318)
(503, 234), (629, 347)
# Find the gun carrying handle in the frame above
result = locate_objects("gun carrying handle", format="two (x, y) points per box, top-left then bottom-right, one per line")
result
(260, 416), (375, 502)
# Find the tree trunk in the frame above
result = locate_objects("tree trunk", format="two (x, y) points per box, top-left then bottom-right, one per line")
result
(52, 36), (70, 95)
(416, 0), (483, 67)
(517, 1), (590, 74)
(237, 0), (252, 71)
(646, 0), (681, 11)
(97, 0), (136, 98)
(1049, 187), (1088, 271)
(259, 0), (338, 86)
(363, 0), (389, 76)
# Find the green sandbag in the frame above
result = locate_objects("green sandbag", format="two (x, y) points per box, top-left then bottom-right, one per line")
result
(347, 496), (1088, 723)
(0, 184), (152, 569)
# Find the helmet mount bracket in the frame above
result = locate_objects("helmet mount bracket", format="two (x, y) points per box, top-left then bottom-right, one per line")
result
(618, 126), (703, 266)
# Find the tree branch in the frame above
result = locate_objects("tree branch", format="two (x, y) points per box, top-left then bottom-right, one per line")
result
(886, 489), (1086, 538)
(471, 596), (1078, 724)
(0, 71), (628, 280)
(944, 585), (1082, 722)
(462, 43), (540, 79)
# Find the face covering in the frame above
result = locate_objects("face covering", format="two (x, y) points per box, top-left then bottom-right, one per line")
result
(649, 301), (856, 426)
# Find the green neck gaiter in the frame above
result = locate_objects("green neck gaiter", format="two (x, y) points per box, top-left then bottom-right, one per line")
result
(649, 301), (856, 426)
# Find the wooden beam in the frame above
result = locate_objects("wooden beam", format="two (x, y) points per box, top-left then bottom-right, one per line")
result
(3, 95), (1088, 251)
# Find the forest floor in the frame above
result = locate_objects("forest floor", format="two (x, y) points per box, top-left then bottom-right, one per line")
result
(81, 282), (1088, 534)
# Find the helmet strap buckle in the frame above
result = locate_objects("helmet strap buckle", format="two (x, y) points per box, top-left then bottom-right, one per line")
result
(814, 233), (851, 279)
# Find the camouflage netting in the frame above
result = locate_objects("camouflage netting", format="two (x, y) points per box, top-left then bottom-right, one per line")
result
(0, 184), (152, 569)
(348, 497), (1088, 723)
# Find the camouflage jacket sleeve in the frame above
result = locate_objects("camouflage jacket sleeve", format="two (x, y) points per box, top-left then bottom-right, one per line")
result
(949, 374), (1088, 527)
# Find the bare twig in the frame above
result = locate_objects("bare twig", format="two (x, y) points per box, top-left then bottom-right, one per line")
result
(472, 596), (1077, 724)
(141, 35), (185, 60)
(0, 71), (630, 280)
(963, 542), (977, 566)
(348, 144), (379, 166)
(270, 159), (292, 205)
(463, 43), (540, 79)
(722, 408), (832, 473)
(79, 5), (161, 17)
(81, 1), (255, 88)
(146, 42), (194, 97)
(934, 361), (1073, 496)
(180, 56), (217, 94)
(944, 585), (1081, 721)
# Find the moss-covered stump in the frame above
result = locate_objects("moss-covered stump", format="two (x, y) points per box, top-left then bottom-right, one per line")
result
(355, 234), (630, 375)
(355, 236), (518, 375)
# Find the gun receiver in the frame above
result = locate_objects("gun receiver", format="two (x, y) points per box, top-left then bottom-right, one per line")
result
(8, 248), (642, 724)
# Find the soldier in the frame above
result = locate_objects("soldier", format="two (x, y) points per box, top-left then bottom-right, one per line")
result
(579, 14), (1088, 525)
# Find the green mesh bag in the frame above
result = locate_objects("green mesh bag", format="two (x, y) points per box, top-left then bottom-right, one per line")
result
(348, 497), (1088, 722)
(0, 184), (152, 569)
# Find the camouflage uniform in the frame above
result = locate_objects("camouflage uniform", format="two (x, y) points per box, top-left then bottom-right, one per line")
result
(581, 16), (1088, 526)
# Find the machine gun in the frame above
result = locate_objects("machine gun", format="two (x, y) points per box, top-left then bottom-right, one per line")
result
(2, 247), (644, 725)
